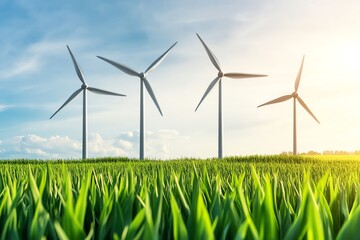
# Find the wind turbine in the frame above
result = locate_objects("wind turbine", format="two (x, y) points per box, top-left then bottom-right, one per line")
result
(257, 55), (320, 155)
(50, 45), (126, 159)
(195, 33), (267, 159)
(97, 42), (177, 160)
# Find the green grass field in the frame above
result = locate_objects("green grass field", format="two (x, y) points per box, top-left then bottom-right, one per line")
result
(0, 155), (359, 239)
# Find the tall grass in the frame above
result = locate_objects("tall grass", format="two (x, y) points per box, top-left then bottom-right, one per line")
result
(0, 156), (359, 239)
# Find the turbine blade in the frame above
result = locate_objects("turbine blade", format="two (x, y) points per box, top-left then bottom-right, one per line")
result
(196, 33), (221, 72)
(143, 78), (163, 116)
(295, 55), (305, 92)
(195, 76), (220, 111)
(224, 72), (268, 79)
(297, 96), (320, 124)
(67, 45), (85, 84)
(257, 95), (293, 108)
(87, 87), (126, 97)
(97, 56), (140, 77)
(50, 88), (82, 119)
(145, 42), (177, 75)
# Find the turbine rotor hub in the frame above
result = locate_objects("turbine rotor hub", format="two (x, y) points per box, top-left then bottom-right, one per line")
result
(139, 72), (145, 79)
(292, 92), (298, 98)
(218, 72), (224, 77)
(82, 84), (88, 89)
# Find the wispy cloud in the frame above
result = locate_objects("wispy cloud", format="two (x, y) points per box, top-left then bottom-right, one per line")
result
(2, 38), (91, 79)
(3, 57), (40, 78)
(0, 104), (12, 112)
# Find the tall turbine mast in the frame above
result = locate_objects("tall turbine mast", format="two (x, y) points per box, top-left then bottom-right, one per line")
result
(50, 46), (126, 159)
(195, 33), (267, 159)
(98, 42), (177, 159)
(258, 56), (320, 155)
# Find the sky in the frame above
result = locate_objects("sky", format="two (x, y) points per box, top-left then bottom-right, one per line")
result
(0, 0), (360, 159)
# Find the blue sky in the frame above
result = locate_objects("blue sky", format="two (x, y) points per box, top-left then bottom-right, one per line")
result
(1, 0), (360, 159)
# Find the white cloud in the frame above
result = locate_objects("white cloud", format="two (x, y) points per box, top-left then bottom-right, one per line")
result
(114, 131), (136, 151)
(0, 104), (12, 112)
(145, 130), (190, 159)
(3, 57), (41, 78)
(2, 39), (78, 79)
(89, 133), (126, 157)
(0, 130), (188, 160)
(0, 134), (81, 159)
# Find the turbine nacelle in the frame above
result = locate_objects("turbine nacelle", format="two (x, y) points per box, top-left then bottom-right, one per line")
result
(292, 92), (298, 98)
(82, 83), (88, 89)
(195, 33), (267, 112)
(139, 72), (146, 79)
(97, 42), (177, 119)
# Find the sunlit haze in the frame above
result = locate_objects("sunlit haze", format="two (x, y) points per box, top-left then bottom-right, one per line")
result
(0, 0), (360, 159)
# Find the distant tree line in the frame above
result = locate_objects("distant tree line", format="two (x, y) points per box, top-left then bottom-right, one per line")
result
(280, 150), (360, 155)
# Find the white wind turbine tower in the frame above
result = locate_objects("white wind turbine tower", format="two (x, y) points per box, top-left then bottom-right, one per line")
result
(195, 33), (267, 159)
(97, 42), (177, 160)
(50, 45), (126, 159)
(257, 55), (320, 155)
